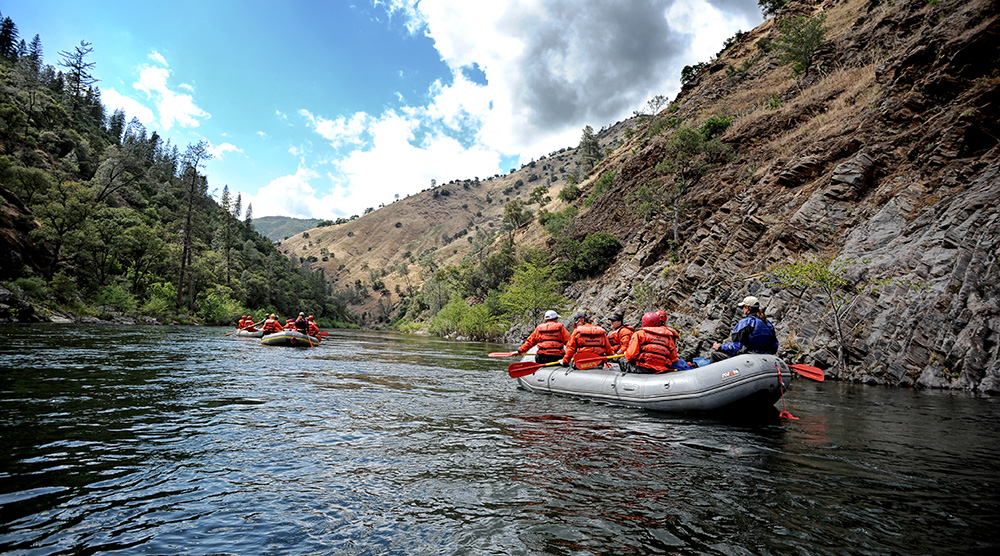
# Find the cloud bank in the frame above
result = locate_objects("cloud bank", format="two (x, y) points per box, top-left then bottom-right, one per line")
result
(247, 0), (760, 218)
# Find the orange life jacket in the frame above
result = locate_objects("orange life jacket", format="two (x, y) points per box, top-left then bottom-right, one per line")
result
(608, 325), (634, 353)
(572, 324), (610, 357)
(308, 322), (319, 335)
(262, 318), (283, 333)
(533, 321), (570, 356)
(629, 326), (679, 373)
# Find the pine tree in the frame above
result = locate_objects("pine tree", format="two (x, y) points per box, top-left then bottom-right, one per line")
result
(176, 141), (212, 308)
(578, 125), (602, 174)
(0, 16), (19, 60)
(58, 40), (99, 115)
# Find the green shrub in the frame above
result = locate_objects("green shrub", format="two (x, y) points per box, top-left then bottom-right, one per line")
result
(95, 284), (137, 312)
(9, 276), (49, 300)
(774, 14), (828, 77)
(197, 286), (246, 325)
(584, 171), (617, 207)
(574, 232), (622, 277)
(700, 115), (733, 140)
(558, 184), (581, 201)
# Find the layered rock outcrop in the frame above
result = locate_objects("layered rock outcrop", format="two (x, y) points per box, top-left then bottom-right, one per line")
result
(562, 0), (999, 393)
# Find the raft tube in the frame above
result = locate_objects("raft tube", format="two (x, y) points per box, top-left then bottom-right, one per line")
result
(261, 330), (320, 347)
(515, 353), (793, 413)
(233, 329), (264, 338)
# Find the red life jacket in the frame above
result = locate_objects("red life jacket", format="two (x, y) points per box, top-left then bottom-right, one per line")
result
(574, 324), (609, 357)
(608, 325), (634, 353)
(535, 321), (569, 356)
(633, 326), (679, 372)
(262, 318), (283, 333)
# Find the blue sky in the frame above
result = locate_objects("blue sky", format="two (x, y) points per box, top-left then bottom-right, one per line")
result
(5, 0), (763, 219)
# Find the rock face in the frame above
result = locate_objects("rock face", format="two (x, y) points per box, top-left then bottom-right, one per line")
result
(563, 0), (1000, 393)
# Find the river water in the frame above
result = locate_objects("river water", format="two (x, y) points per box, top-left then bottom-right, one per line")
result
(1, 324), (997, 555)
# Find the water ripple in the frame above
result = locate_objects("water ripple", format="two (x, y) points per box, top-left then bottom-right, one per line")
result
(1, 326), (999, 554)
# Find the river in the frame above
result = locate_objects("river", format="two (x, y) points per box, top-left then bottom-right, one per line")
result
(1, 324), (997, 555)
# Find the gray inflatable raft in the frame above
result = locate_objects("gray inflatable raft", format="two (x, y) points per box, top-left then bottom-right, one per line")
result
(515, 353), (793, 413)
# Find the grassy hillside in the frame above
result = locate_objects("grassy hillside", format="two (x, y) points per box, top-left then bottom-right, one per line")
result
(253, 216), (325, 241)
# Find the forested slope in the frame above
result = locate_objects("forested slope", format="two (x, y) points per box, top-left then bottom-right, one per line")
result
(0, 11), (349, 325)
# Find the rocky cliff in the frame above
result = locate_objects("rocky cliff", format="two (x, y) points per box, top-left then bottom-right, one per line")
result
(556, 0), (999, 392)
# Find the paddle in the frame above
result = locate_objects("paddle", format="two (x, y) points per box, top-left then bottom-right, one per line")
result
(508, 359), (564, 378)
(789, 363), (825, 382)
(574, 353), (626, 369)
(224, 323), (257, 336)
(489, 351), (520, 358)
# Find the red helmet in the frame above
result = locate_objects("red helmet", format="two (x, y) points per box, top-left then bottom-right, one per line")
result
(656, 310), (667, 325)
(641, 312), (660, 328)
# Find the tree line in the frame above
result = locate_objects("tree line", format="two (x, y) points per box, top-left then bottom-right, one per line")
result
(0, 11), (351, 326)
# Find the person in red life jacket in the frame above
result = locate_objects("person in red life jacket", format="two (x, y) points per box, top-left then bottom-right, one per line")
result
(624, 312), (689, 373)
(243, 315), (257, 332)
(561, 312), (613, 368)
(237, 316), (246, 330)
(284, 318), (296, 330)
(294, 312), (309, 334)
(307, 315), (319, 336)
(606, 313), (634, 355)
(261, 314), (284, 334)
(518, 310), (571, 364)
(709, 296), (779, 362)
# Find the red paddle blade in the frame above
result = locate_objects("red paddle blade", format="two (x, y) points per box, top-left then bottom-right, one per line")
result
(488, 352), (520, 358)
(508, 361), (544, 378)
(789, 364), (825, 382)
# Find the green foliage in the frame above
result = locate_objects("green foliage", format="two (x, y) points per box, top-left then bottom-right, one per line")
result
(197, 286), (246, 325)
(529, 185), (551, 205)
(699, 115), (733, 140)
(767, 94), (783, 110)
(758, 0), (788, 17)
(499, 260), (568, 330)
(578, 125), (602, 173)
(768, 257), (924, 370)
(427, 292), (505, 340)
(538, 206), (578, 236)
(626, 183), (669, 221)
(774, 14), (828, 77)
(141, 282), (177, 318)
(647, 126), (733, 260)
(0, 19), (350, 326)
(503, 199), (532, 229)
(9, 276), (48, 301)
(558, 183), (581, 202)
(680, 62), (707, 84)
(94, 284), (137, 312)
(584, 170), (617, 207)
(574, 232), (621, 277)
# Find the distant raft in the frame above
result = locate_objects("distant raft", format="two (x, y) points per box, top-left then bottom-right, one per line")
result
(261, 330), (320, 347)
(515, 353), (793, 413)
(232, 329), (264, 338)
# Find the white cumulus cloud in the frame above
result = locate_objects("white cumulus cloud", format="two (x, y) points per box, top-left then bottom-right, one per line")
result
(133, 59), (210, 131)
